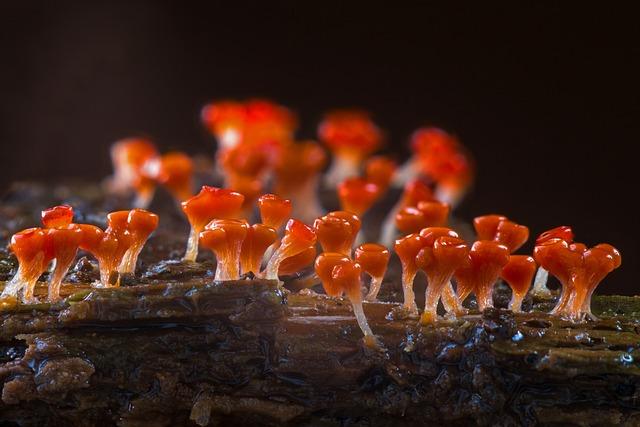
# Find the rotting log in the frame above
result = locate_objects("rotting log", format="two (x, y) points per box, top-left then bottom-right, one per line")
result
(1, 279), (639, 426)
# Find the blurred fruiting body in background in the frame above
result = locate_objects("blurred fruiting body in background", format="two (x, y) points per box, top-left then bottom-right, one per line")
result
(318, 110), (383, 188)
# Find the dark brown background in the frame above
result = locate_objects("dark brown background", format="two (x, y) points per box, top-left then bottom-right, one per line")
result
(0, 2), (638, 294)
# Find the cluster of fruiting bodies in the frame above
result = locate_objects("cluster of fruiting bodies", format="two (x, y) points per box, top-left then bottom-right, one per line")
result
(184, 188), (317, 281)
(395, 214), (620, 324)
(1, 99), (622, 347)
(1, 205), (158, 303)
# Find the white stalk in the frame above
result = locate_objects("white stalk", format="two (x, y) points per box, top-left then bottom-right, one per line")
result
(183, 227), (200, 262)
(365, 275), (383, 302)
(531, 267), (552, 297)
(324, 155), (359, 188)
(391, 158), (420, 188)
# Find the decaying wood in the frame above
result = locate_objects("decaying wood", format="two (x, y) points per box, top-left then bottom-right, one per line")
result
(1, 278), (639, 426)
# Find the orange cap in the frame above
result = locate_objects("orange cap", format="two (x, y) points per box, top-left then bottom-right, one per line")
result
(41, 205), (74, 229)
(258, 194), (293, 230)
(337, 178), (381, 217)
(182, 186), (245, 231)
(318, 110), (382, 158)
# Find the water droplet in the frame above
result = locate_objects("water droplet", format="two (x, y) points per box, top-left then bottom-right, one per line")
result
(620, 353), (634, 364)
(512, 331), (524, 342)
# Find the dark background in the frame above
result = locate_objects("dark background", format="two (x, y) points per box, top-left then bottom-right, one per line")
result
(1, 2), (637, 294)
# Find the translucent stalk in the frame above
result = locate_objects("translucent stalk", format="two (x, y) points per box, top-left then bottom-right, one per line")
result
(47, 250), (77, 302)
(401, 268), (418, 313)
(351, 299), (378, 348)
(531, 267), (552, 297)
(1, 253), (47, 303)
(580, 292), (597, 320)
(133, 187), (155, 210)
(509, 292), (525, 312)
(213, 242), (243, 281)
(0, 274), (23, 299)
(260, 241), (278, 271)
(364, 275), (383, 302)
(98, 257), (121, 288)
(183, 226), (201, 262)
(566, 278), (589, 322)
(100, 272), (119, 288)
(420, 273), (451, 324)
(379, 200), (402, 248)
(262, 244), (290, 281)
(550, 280), (573, 315)
(475, 281), (494, 312)
(391, 159), (420, 188)
(434, 184), (465, 209)
(455, 282), (474, 308)
(119, 244), (144, 274)
(441, 281), (465, 315)
(324, 154), (360, 189)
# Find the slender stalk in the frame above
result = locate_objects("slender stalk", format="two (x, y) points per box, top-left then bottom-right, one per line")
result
(119, 244), (143, 274)
(48, 252), (76, 302)
(379, 200), (402, 248)
(183, 227), (200, 262)
(508, 293), (524, 312)
(475, 282), (494, 312)
(421, 274), (450, 324)
(324, 155), (359, 189)
(401, 269), (418, 313)
(441, 282), (465, 315)
(351, 299), (379, 348)
(133, 188), (155, 210)
(364, 276), (383, 302)
(531, 267), (552, 297)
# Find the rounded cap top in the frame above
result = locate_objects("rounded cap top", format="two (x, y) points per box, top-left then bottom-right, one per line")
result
(469, 240), (510, 269)
(394, 233), (427, 267)
(315, 252), (351, 297)
(536, 226), (574, 245)
(416, 235), (468, 272)
(127, 209), (159, 236)
(410, 127), (455, 155)
(418, 227), (459, 246)
(365, 156), (396, 188)
(152, 152), (194, 201)
(401, 179), (434, 207)
(111, 138), (158, 169)
(354, 243), (390, 278)
(318, 110), (382, 155)
(10, 228), (48, 260)
(274, 141), (327, 182)
(416, 200), (450, 227)
(326, 211), (361, 235)
(473, 214), (508, 240)
(181, 186), (245, 229)
(42, 205), (74, 229)
(501, 255), (537, 293)
(494, 220), (529, 253)
(337, 178), (381, 216)
(331, 260), (364, 301)
(201, 100), (247, 136)
(258, 194), (292, 229)
(314, 215), (356, 255)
